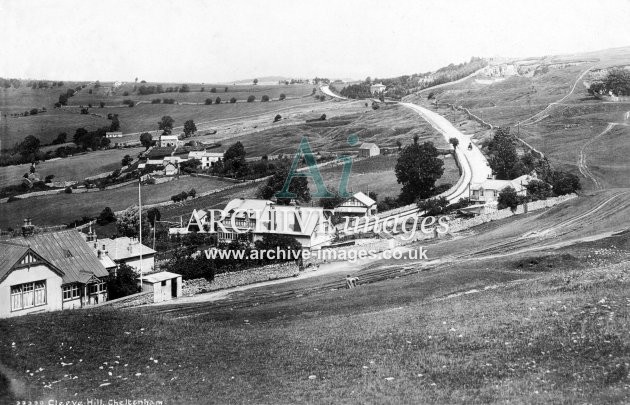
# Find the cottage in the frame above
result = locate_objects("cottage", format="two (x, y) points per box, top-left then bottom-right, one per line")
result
(98, 237), (156, 274)
(359, 142), (380, 157)
(335, 192), (377, 217)
(469, 174), (536, 203)
(0, 225), (109, 318)
(188, 150), (223, 169)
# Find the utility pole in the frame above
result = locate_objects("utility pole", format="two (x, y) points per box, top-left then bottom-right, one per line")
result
(138, 179), (143, 289)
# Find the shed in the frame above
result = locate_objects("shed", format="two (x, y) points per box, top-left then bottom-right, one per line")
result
(359, 142), (380, 157)
(141, 271), (182, 303)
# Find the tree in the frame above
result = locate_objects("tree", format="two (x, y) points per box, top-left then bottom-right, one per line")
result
(183, 120), (197, 137)
(253, 78), (258, 85)
(179, 84), (190, 93)
(396, 140), (402, 151)
(121, 155), (133, 166)
(230, 97), (237, 103)
(188, 188), (197, 198)
(18, 135), (41, 156)
(318, 192), (345, 209)
(58, 93), (68, 105)
(116, 206), (149, 238)
(261, 95), (270, 102)
(224, 141), (246, 162)
(147, 207), (161, 227)
(449, 137), (459, 149)
(417, 196), (449, 216)
(274, 114), (282, 122)
(395, 139), (444, 204)
(205, 98), (213, 105)
(525, 179), (552, 201)
(215, 97), (221, 104)
(247, 95), (255, 102)
(488, 127), (519, 180)
(279, 93), (286, 100)
(110, 114), (120, 131)
(140, 132), (153, 150)
(224, 87), (228, 92)
(158, 116), (174, 134)
(254, 234), (302, 264)
(97, 207), (117, 225)
(550, 170), (581, 195)
(256, 165), (310, 205)
(497, 186), (518, 210)
(210, 87), (217, 93)
(107, 263), (139, 299)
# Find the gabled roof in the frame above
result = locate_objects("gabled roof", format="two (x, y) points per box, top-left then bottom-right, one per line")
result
(349, 191), (376, 207)
(0, 243), (65, 283)
(6, 230), (108, 284)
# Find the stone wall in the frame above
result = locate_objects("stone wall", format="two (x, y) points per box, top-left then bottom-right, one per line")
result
(182, 262), (299, 295)
(97, 291), (154, 309)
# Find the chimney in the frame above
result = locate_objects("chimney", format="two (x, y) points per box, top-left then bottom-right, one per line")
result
(97, 250), (102, 258)
(21, 218), (35, 237)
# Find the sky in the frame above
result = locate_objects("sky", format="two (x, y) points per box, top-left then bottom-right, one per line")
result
(1, 0), (630, 83)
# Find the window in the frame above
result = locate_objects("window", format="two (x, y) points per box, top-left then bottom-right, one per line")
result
(10, 280), (46, 311)
(88, 282), (106, 294)
(63, 284), (80, 301)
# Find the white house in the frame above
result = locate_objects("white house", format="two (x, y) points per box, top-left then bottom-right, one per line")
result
(359, 142), (380, 157)
(0, 227), (109, 318)
(98, 237), (156, 274)
(370, 83), (386, 94)
(160, 135), (181, 148)
(176, 199), (336, 249)
(470, 174), (536, 203)
(188, 150), (223, 169)
(335, 192), (377, 217)
(141, 271), (182, 303)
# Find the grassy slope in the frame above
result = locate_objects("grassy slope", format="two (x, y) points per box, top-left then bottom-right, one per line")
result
(0, 176), (234, 229)
(0, 147), (145, 188)
(1, 250), (628, 403)
(405, 49), (630, 192)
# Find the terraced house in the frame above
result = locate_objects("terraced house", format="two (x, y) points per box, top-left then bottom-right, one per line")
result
(0, 224), (109, 318)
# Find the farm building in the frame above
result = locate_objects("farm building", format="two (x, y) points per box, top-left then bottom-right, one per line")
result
(160, 135), (181, 148)
(335, 192), (377, 217)
(141, 271), (182, 303)
(469, 174), (536, 203)
(98, 237), (156, 274)
(0, 224), (109, 318)
(359, 142), (380, 157)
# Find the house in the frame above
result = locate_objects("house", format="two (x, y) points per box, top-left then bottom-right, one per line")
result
(188, 150), (223, 169)
(469, 174), (536, 203)
(0, 224), (109, 318)
(141, 271), (182, 303)
(370, 83), (386, 94)
(175, 199), (336, 249)
(160, 135), (180, 148)
(98, 237), (156, 274)
(335, 192), (377, 217)
(106, 131), (123, 138)
(359, 142), (380, 157)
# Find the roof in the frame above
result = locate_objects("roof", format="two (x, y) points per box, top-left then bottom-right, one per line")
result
(160, 135), (179, 140)
(99, 237), (156, 261)
(359, 142), (378, 149)
(142, 271), (181, 284)
(471, 174), (535, 192)
(0, 243), (31, 282)
(145, 147), (175, 159)
(4, 230), (108, 284)
(349, 191), (376, 207)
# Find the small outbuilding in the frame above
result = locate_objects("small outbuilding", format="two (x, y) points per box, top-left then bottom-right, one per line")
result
(359, 142), (380, 157)
(141, 271), (182, 303)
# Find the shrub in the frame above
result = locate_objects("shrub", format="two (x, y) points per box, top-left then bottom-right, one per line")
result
(274, 114), (282, 122)
(279, 93), (286, 100)
(107, 263), (140, 299)
(205, 98), (213, 105)
(230, 97), (237, 103)
(215, 97), (221, 104)
(261, 95), (270, 102)
(123, 99), (135, 107)
(64, 186), (72, 194)
(247, 95), (255, 102)
(497, 186), (518, 210)
(151, 98), (161, 104)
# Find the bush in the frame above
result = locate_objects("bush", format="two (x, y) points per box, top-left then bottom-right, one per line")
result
(279, 93), (286, 100)
(550, 171), (581, 195)
(230, 97), (237, 103)
(123, 99), (135, 107)
(215, 97), (221, 104)
(497, 186), (518, 210)
(151, 98), (161, 104)
(97, 207), (116, 225)
(261, 95), (270, 102)
(64, 186), (72, 194)
(274, 114), (282, 122)
(247, 95), (255, 102)
(205, 98), (213, 105)
(107, 263), (140, 299)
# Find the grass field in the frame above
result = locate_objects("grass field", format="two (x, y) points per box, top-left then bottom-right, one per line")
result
(0, 175), (234, 229)
(1, 243), (629, 403)
(0, 147), (145, 188)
